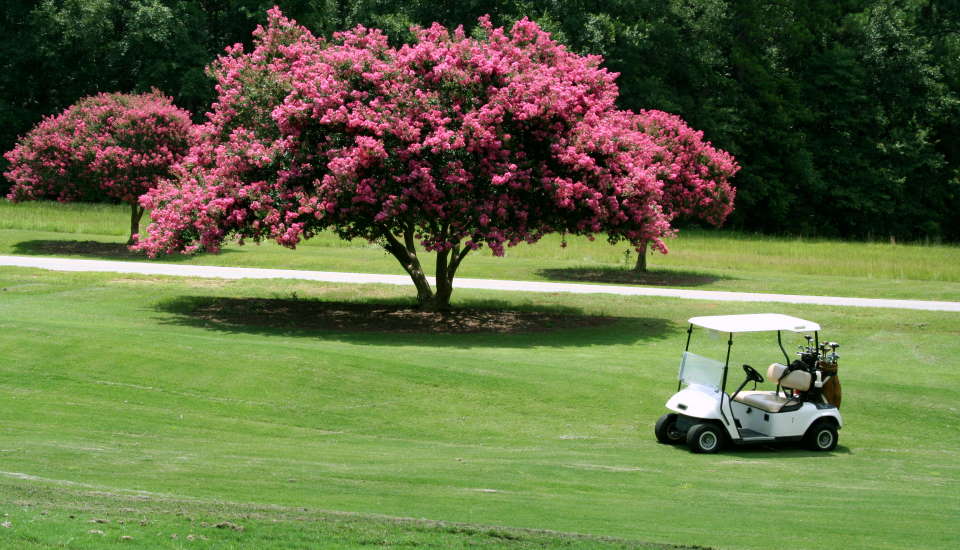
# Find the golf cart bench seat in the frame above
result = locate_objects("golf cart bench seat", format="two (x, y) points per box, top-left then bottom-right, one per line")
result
(733, 363), (811, 413)
(734, 391), (799, 413)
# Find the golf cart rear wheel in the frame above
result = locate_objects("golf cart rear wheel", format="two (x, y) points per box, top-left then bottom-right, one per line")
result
(655, 413), (684, 445)
(687, 423), (724, 454)
(804, 421), (839, 451)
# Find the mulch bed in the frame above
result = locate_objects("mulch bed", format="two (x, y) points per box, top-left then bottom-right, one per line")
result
(179, 297), (618, 334)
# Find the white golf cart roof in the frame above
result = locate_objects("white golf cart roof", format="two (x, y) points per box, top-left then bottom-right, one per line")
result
(688, 314), (820, 333)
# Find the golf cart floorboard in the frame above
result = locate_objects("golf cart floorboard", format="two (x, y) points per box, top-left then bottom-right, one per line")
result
(738, 428), (775, 442)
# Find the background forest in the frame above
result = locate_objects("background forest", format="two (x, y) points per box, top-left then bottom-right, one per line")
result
(2, 0), (958, 241)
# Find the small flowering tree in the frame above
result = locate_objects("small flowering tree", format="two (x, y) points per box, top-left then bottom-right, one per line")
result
(137, 9), (738, 309)
(631, 109), (737, 271)
(4, 91), (194, 243)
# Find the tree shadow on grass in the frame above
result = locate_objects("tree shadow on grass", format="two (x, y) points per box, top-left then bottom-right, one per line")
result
(12, 239), (142, 258)
(154, 295), (673, 348)
(538, 266), (727, 287)
(12, 239), (234, 262)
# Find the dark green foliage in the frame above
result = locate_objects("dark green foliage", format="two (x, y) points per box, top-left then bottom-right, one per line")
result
(2, 0), (958, 240)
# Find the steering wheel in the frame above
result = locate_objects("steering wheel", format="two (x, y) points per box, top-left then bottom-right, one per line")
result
(742, 364), (764, 383)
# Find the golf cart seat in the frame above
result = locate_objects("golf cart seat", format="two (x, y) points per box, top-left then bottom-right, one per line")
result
(733, 363), (810, 413)
(767, 362), (812, 391)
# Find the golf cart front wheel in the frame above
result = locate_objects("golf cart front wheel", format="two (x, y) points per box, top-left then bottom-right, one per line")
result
(687, 423), (724, 454)
(804, 421), (839, 451)
(655, 414), (684, 445)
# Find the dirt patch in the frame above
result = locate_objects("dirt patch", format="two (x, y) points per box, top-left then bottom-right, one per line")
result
(538, 267), (723, 287)
(161, 296), (619, 334)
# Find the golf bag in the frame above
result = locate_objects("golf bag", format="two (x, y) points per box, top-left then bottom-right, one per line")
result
(818, 361), (841, 408)
(783, 356), (842, 409)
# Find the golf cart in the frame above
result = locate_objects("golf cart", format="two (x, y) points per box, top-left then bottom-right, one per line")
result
(655, 314), (843, 453)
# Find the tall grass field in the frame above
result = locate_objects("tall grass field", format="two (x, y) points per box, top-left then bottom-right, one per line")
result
(1, 200), (959, 549)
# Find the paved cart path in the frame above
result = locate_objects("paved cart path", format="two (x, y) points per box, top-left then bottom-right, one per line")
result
(2, 254), (959, 312)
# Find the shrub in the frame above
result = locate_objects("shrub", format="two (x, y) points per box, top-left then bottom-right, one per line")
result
(4, 91), (194, 242)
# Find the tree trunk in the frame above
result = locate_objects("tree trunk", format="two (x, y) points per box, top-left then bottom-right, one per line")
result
(633, 241), (648, 272)
(128, 203), (145, 245)
(381, 227), (434, 306)
(380, 227), (470, 311)
(433, 243), (469, 311)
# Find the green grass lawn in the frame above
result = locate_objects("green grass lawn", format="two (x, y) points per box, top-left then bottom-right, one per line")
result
(1, 482), (674, 550)
(1, 266), (958, 549)
(3, 200), (960, 301)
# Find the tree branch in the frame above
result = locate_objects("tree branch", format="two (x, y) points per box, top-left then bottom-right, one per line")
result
(381, 231), (414, 274)
(403, 223), (417, 256)
(447, 244), (471, 281)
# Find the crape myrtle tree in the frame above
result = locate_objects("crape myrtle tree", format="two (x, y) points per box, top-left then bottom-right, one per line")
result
(4, 91), (194, 243)
(630, 109), (737, 272)
(136, 8), (738, 309)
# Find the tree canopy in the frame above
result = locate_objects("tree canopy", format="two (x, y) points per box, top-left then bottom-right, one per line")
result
(134, 9), (737, 309)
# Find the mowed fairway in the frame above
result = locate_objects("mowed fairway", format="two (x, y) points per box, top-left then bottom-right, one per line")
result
(1, 263), (958, 548)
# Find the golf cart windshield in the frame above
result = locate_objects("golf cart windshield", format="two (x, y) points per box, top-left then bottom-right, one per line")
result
(678, 351), (725, 391)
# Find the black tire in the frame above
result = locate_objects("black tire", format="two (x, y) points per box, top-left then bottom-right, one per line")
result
(804, 421), (839, 451)
(687, 423), (724, 454)
(655, 413), (684, 445)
